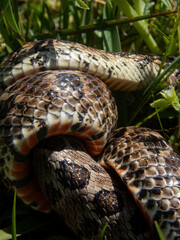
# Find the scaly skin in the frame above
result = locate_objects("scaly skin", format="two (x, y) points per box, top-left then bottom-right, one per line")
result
(0, 39), (179, 239)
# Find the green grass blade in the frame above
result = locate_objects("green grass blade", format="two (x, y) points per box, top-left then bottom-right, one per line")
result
(0, 0), (24, 51)
(44, 2), (55, 32)
(25, 0), (32, 40)
(97, 224), (107, 240)
(116, 0), (161, 54)
(11, 0), (19, 27)
(129, 56), (180, 125)
(11, 190), (16, 240)
(1, 0), (21, 35)
(102, 0), (121, 52)
(154, 221), (165, 240)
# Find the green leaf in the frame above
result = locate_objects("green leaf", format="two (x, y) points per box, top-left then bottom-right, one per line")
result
(150, 99), (169, 109)
(75, 0), (89, 10)
(129, 56), (180, 125)
(151, 86), (180, 112)
(0, 230), (19, 240)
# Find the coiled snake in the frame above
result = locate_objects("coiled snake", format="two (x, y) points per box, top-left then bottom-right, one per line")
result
(0, 39), (180, 240)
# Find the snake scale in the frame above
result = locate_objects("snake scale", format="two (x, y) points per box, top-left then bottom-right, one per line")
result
(0, 39), (180, 240)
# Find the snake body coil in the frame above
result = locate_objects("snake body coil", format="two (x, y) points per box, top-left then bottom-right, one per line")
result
(0, 39), (180, 240)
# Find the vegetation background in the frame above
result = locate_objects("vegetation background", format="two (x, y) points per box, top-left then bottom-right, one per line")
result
(0, 0), (179, 239)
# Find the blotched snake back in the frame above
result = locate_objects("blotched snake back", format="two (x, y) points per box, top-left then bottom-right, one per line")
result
(0, 39), (179, 240)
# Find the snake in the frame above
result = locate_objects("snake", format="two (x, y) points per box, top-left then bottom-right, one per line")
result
(0, 39), (180, 240)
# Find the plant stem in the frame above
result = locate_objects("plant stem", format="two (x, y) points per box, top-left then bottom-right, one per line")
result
(116, 0), (162, 54)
